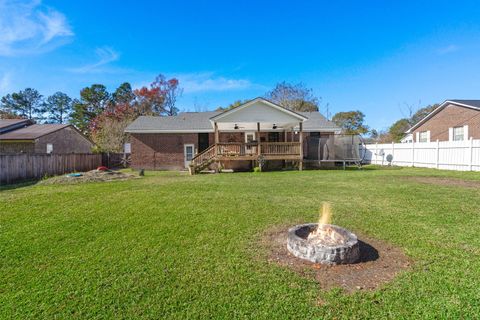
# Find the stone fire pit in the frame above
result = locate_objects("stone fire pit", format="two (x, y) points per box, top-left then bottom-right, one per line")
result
(287, 223), (360, 265)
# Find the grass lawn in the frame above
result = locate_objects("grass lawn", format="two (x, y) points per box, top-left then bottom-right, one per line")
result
(1, 166), (480, 319)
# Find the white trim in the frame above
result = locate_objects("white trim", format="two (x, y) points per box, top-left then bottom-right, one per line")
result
(184, 144), (195, 168)
(448, 127), (454, 141)
(407, 100), (480, 133)
(464, 125), (469, 141)
(209, 97), (308, 122)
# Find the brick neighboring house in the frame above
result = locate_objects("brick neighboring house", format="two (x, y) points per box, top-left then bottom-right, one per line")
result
(125, 97), (341, 171)
(407, 100), (480, 143)
(0, 119), (93, 154)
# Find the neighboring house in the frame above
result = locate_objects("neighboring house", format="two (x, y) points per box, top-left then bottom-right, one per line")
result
(0, 120), (93, 154)
(407, 100), (480, 142)
(400, 133), (413, 143)
(125, 97), (341, 172)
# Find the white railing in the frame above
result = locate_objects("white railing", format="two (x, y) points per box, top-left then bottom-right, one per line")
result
(361, 138), (480, 171)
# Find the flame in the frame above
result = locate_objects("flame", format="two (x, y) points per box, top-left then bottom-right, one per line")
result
(318, 202), (332, 225)
(308, 202), (346, 245)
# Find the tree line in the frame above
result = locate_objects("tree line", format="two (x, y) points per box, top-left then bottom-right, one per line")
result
(3, 77), (418, 148)
(0, 74), (182, 153)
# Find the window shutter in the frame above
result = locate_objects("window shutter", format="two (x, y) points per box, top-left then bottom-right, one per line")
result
(427, 131), (431, 142)
(448, 128), (453, 141)
(463, 125), (469, 141)
(415, 132), (420, 142)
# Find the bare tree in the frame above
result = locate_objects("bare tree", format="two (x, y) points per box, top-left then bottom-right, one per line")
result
(265, 82), (319, 112)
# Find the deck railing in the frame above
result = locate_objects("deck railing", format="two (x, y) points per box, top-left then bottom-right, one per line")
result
(215, 142), (300, 157)
(261, 142), (301, 155)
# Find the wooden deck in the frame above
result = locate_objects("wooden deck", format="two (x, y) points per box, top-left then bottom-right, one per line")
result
(189, 142), (302, 174)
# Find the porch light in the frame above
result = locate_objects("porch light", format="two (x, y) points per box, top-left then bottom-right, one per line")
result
(272, 124), (277, 129)
(234, 124), (239, 130)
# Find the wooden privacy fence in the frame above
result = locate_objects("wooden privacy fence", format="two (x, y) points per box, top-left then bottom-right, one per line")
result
(361, 138), (480, 171)
(0, 153), (102, 185)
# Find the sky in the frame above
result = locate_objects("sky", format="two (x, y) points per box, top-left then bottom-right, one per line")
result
(1, 0), (480, 130)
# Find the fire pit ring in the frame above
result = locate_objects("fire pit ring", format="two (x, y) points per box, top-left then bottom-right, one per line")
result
(287, 223), (360, 265)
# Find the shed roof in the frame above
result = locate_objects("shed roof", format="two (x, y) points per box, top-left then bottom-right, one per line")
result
(0, 124), (70, 140)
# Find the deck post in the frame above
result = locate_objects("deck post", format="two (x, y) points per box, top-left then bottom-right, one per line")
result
(257, 122), (261, 171)
(214, 122), (219, 172)
(299, 122), (303, 171)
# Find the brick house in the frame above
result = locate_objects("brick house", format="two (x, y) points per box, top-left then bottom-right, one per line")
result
(0, 120), (93, 154)
(126, 97), (342, 172)
(407, 100), (480, 143)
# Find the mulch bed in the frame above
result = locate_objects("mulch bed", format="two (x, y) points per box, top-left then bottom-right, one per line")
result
(402, 176), (480, 189)
(259, 225), (412, 293)
(39, 170), (138, 185)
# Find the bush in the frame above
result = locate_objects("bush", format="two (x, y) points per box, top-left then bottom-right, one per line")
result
(253, 166), (261, 173)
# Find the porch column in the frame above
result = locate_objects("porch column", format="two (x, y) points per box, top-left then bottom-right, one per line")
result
(257, 122), (261, 156)
(214, 122), (219, 157)
(284, 130), (288, 142)
(299, 122), (303, 171)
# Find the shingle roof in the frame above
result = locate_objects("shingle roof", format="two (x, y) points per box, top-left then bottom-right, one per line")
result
(0, 119), (33, 133)
(125, 110), (339, 132)
(0, 124), (69, 140)
(448, 100), (480, 109)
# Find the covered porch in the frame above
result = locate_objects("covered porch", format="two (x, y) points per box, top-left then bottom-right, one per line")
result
(189, 98), (307, 174)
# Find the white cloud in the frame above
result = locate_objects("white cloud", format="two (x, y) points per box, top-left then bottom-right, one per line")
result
(0, 72), (12, 94)
(67, 47), (120, 74)
(437, 44), (459, 55)
(0, 0), (73, 56)
(176, 72), (253, 93)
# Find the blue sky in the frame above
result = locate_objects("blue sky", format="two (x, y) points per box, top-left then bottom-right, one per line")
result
(1, 0), (480, 130)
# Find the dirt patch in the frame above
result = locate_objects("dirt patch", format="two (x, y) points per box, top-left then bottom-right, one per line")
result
(260, 225), (411, 293)
(39, 169), (138, 185)
(402, 176), (480, 189)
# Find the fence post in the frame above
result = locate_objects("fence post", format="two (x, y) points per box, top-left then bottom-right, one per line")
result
(392, 141), (395, 165)
(469, 137), (474, 171)
(436, 140), (440, 169)
(411, 141), (415, 167)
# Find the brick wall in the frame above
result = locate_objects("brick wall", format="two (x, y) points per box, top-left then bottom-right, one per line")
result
(130, 133), (198, 170)
(130, 131), (336, 171)
(413, 104), (480, 142)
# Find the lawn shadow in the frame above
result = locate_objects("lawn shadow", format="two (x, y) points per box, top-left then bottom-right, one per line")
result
(0, 180), (39, 191)
(357, 240), (379, 263)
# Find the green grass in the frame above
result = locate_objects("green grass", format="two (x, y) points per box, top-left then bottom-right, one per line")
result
(1, 166), (480, 319)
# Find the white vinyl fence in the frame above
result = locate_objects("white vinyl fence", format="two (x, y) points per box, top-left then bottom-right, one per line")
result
(361, 138), (480, 172)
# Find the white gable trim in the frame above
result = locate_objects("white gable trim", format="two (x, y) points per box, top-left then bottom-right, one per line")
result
(209, 97), (308, 122)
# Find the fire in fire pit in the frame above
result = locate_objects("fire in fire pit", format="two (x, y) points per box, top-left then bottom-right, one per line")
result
(287, 203), (360, 264)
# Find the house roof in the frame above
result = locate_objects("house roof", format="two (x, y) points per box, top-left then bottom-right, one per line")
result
(407, 100), (480, 133)
(126, 109), (339, 133)
(0, 119), (33, 133)
(210, 97), (308, 122)
(0, 124), (70, 140)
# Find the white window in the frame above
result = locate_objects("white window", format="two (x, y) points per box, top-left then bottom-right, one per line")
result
(419, 131), (428, 143)
(46, 143), (53, 154)
(453, 127), (464, 141)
